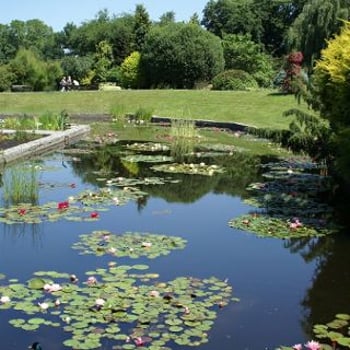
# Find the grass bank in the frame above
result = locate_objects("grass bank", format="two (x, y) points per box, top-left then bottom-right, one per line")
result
(0, 89), (311, 130)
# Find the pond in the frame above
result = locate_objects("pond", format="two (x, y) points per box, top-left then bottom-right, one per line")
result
(0, 141), (349, 350)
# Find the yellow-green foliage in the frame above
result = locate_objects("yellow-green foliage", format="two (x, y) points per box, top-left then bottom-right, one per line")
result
(120, 51), (141, 89)
(315, 21), (350, 83)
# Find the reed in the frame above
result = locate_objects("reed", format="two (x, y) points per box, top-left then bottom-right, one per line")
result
(2, 163), (39, 205)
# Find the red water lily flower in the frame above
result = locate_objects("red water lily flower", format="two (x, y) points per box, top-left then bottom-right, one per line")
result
(90, 211), (99, 218)
(58, 201), (69, 210)
(18, 208), (27, 216)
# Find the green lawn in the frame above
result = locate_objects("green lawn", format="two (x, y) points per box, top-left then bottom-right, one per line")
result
(0, 89), (311, 130)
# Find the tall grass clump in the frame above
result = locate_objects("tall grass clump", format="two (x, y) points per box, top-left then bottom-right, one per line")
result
(170, 119), (197, 161)
(2, 163), (39, 205)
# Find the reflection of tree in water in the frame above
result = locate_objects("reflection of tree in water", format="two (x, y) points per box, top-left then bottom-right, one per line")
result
(67, 143), (265, 203)
(284, 233), (350, 338)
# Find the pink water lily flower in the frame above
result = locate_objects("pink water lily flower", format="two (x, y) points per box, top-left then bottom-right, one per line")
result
(43, 283), (62, 293)
(305, 340), (321, 350)
(87, 276), (98, 286)
(292, 344), (303, 350)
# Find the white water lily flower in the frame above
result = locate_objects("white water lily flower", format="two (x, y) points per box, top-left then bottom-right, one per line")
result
(38, 302), (49, 310)
(68, 196), (75, 202)
(108, 247), (116, 254)
(149, 290), (160, 298)
(142, 242), (152, 248)
(95, 298), (105, 306)
(200, 162), (206, 167)
(0, 296), (10, 303)
(54, 299), (61, 306)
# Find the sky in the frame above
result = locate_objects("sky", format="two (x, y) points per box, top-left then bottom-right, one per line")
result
(0, 0), (209, 31)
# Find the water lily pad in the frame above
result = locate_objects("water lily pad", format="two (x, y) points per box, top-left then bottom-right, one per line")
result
(1, 267), (234, 350)
(151, 163), (225, 176)
(72, 231), (187, 259)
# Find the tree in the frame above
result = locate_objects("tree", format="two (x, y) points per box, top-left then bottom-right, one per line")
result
(120, 51), (141, 88)
(287, 0), (350, 69)
(222, 33), (274, 87)
(93, 41), (113, 83)
(202, 0), (261, 40)
(60, 55), (94, 82)
(202, 0), (308, 55)
(306, 21), (350, 184)
(141, 23), (224, 88)
(9, 48), (55, 91)
(5, 19), (60, 59)
(158, 11), (176, 26)
(133, 4), (151, 51)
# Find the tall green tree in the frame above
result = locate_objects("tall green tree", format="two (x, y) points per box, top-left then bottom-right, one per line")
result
(133, 4), (151, 51)
(202, 0), (307, 55)
(141, 23), (224, 88)
(287, 0), (350, 69)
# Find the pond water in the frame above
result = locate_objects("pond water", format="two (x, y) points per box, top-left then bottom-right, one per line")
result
(0, 142), (349, 350)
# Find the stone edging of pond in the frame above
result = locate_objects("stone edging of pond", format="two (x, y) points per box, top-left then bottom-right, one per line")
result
(0, 124), (91, 167)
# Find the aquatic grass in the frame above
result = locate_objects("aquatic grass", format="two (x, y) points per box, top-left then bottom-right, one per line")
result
(2, 163), (39, 205)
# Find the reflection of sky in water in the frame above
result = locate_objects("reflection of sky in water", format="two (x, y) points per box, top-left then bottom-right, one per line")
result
(0, 152), (326, 350)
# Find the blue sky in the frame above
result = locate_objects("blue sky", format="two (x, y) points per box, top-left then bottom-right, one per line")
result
(1, 0), (209, 31)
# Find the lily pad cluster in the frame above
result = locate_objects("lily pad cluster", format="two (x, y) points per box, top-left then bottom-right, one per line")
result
(313, 313), (350, 348)
(103, 176), (181, 188)
(0, 267), (234, 350)
(72, 230), (187, 259)
(0, 186), (148, 224)
(151, 163), (225, 176)
(229, 159), (337, 238)
(229, 213), (333, 239)
(121, 154), (174, 163)
(126, 142), (170, 152)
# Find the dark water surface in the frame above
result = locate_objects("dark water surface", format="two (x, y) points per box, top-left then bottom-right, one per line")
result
(0, 147), (349, 350)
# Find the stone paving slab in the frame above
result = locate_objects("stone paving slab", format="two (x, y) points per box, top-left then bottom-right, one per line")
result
(0, 125), (90, 166)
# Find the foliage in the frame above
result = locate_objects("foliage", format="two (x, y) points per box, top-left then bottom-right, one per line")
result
(141, 22), (224, 88)
(0, 64), (15, 92)
(212, 69), (258, 91)
(286, 0), (350, 69)
(202, 0), (307, 55)
(222, 34), (274, 87)
(281, 51), (307, 94)
(60, 55), (94, 82)
(93, 40), (113, 83)
(312, 21), (350, 183)
(120, 51), (141, 88)
(133, 4), (151, 51)
(9, 48), (47, 91)
(283, 109), (333, 161)
(134, 106), (154, 122)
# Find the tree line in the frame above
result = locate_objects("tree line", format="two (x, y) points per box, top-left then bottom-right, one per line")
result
(0, 0), (349, 92)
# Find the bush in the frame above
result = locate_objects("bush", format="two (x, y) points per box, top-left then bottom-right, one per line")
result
(212, 69), (258, 91)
